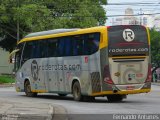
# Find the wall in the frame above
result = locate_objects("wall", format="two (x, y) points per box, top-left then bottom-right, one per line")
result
(0, 48), (14, 75)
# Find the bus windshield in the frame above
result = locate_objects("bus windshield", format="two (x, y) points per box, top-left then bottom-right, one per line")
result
(108, 25), (149, 57)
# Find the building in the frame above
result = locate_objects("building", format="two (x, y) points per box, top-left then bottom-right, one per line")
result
(0, 47), (13, 75)
(140, 12), (160, 30)
(153, 15), (160, 31)
(111, 7), (160, 31)
(112, 8), (139, 26)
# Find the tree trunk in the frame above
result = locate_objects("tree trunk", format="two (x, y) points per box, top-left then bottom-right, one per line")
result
(152, 66), (159, 74)
(152, 66), (159, 82)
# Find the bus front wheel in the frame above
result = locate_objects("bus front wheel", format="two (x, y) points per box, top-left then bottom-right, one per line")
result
(72, 81), (83, 101)
(24, 81), (37, 97)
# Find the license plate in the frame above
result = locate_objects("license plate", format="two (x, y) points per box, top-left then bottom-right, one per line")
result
(126, 86), (135, 90)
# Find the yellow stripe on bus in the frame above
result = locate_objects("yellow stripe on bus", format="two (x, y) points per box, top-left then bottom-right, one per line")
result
(91, 89), (151, 96)
(31, 90), (47, 93)
(146, 27), (151, 45)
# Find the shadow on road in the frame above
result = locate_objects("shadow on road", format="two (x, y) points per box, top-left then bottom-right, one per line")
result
(19, 94), (151, 104)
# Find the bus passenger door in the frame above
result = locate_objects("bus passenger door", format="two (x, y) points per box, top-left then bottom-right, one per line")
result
(47, 71), (58, 92)
(46, 58), (65, 93)
(57, 57), (66, 92)
(44, 58), (58, 92)
(39, 61), (46, 91)
(56, 38), (70, 93)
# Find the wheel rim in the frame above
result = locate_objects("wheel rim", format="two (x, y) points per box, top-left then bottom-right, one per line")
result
(27, 84), (31, 93)
(25, 82), (31, 95)
(73, 84), (80, 99)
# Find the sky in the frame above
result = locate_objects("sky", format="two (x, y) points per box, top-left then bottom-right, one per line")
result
(105, 0), (160, 25)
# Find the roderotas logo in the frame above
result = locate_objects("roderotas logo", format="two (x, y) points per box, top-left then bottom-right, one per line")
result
(31, 60), (39, 81)
(123, 29), (135, 42)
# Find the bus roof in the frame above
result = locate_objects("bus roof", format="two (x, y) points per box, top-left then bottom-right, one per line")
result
(24, 28), (79, 38)
(18, 26), (107, 44)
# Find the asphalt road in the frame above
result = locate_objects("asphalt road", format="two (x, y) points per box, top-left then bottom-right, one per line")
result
(0, 84), (160, 119)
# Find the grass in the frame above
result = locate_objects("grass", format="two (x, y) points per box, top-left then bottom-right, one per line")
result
(0, 75), (15, 84)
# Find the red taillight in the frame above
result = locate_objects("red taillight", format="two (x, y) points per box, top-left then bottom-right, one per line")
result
(145, 64), (152, 82)
(103, 65), (114, 84)
(107, 26), (111, 29)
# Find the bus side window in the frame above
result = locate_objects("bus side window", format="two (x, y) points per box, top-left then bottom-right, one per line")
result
(35, 41), (41, 58)
(22, 42), (33, 64)
(93, 33), (100, 49)
(47, 39), (57, 57)
(31, 41), (38, 58)
(64, 37), (72, 56)
(39, 41), (48, 58)
(57, 38), (65, 57)
(73, 35), (83, 56)
(85, 33), (100, 55)
(72, 37), (78, 56)
(15, 43), (24, 71)
(30, 40), (43, 58)
(83, 34), (89, 55)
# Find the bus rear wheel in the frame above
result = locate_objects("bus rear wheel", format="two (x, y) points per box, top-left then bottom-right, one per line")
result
(72, 81), (83, 101)
(107, 95), (124, 102)
(24, 81), (37, 97)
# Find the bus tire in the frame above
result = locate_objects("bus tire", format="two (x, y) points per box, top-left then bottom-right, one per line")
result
(107, 95), (123, 102)
(72, 81), (83, 101)
(24, 81), (37, 97)
(58, 94), (67, 97)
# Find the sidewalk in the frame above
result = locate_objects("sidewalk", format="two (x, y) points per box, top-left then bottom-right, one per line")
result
(0, 101), (68, 120)
(0, 84), (68, 120)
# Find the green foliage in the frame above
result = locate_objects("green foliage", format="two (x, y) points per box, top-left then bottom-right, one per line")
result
(0, 0), (107, 51)
(0, 75), (15, 84)
(150, 28), (160, 70)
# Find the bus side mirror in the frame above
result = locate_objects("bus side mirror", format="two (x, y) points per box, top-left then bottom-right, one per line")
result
(9, 56), (15, 64)
(9, 49), (19, 64)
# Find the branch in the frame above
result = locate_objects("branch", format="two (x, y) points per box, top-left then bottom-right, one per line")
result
(2, 29), (17, 40)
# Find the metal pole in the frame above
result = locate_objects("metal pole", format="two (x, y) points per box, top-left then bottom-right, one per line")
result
(17, 0), (20, 42)
(140, 8), (142, 25)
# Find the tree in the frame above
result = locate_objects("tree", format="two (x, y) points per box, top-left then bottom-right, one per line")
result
(0, 0), (107, 51)
(150, 28), (160, 73)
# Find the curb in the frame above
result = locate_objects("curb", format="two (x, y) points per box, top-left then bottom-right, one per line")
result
(0, 102), (68, 120)
(52, 105), (68, 120)
(0, 83), (14, 88)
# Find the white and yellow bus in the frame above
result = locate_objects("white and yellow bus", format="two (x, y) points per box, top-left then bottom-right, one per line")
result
(12, 25), (151, 102)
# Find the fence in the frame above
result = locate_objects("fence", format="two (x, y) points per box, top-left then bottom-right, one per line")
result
(0, 47), (14, 75)
(0, 65), (14, 75)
